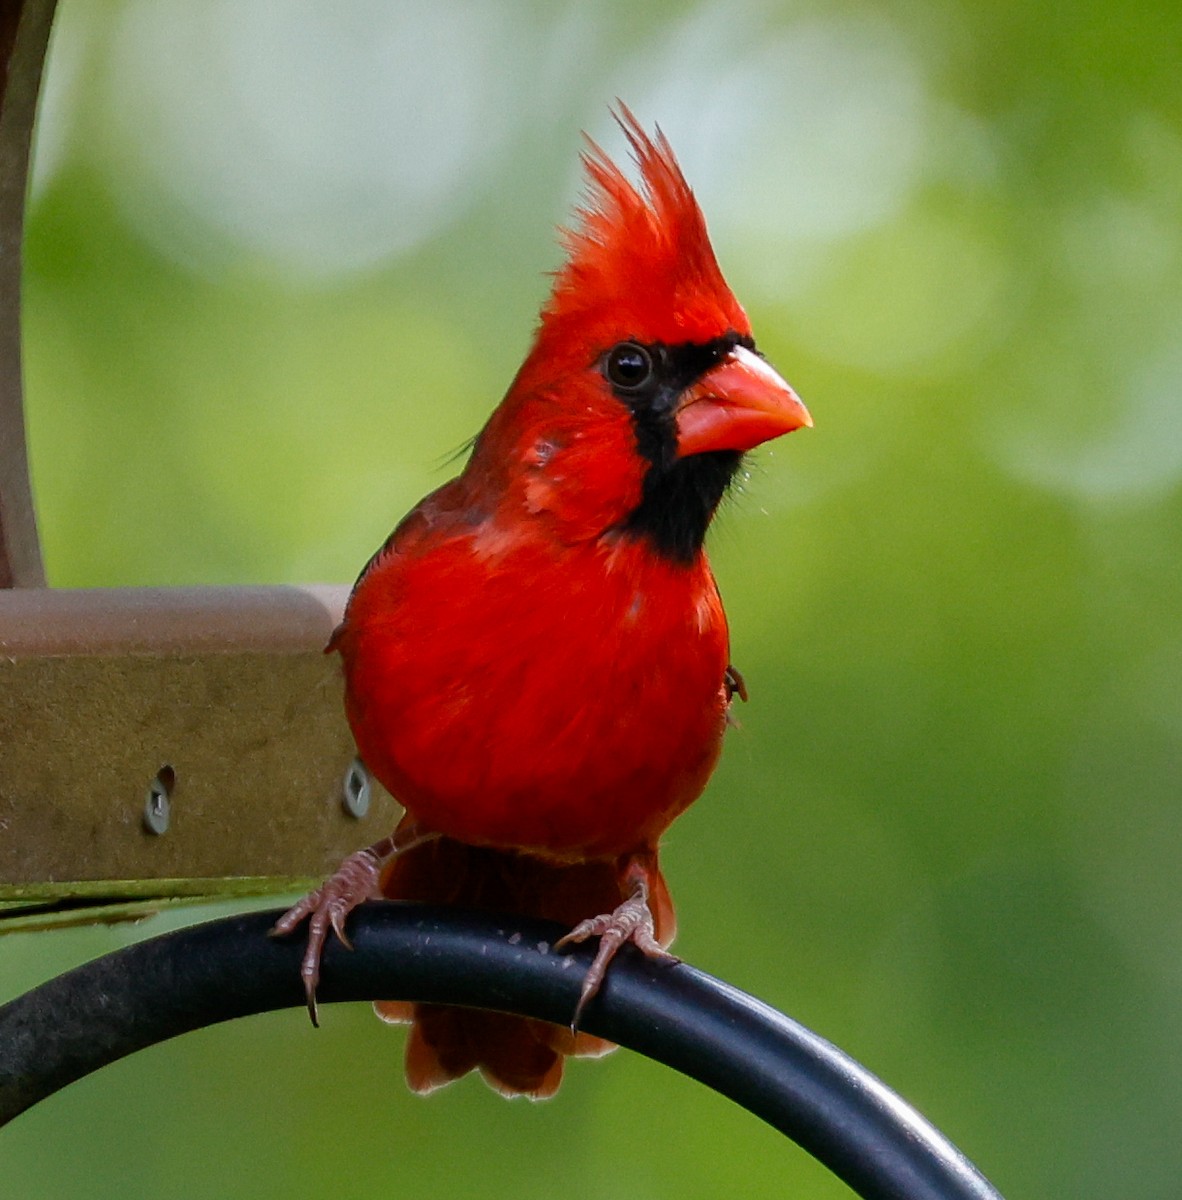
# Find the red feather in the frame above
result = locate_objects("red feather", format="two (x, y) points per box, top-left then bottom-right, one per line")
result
(277, 108), (810, 1097)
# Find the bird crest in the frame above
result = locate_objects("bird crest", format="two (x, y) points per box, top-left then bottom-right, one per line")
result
(540, 106), (749, 350)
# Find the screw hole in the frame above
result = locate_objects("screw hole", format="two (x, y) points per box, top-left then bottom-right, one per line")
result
(143, 765), (175, 836)
(342, 758), (371, 819)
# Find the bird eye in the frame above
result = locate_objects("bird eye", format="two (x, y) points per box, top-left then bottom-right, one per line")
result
(604, 342), (656, 393)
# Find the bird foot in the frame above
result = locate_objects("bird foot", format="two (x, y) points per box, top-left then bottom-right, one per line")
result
(555, 882), (678, 1030)
(724, 663), (748, 727)
(270, 846), (384, 1026)
(724, 663), (749, 703)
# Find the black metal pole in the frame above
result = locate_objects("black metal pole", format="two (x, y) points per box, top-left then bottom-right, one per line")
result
(0, 903), (1002, 1200)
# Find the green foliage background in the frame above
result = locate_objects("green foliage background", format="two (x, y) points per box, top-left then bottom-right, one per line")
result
(4, 2), (1181, 1196)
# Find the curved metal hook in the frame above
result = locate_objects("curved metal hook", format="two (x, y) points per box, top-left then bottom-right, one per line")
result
(0, 903), (1003, 1200)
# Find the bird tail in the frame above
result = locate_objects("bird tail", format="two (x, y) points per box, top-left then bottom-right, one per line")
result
(374, 834), (674, 1099)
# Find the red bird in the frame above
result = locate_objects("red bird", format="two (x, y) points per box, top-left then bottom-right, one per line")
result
(275, 110), (811, 1098)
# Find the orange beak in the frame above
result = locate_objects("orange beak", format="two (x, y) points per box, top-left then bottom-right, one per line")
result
(675, 345), (811, 457)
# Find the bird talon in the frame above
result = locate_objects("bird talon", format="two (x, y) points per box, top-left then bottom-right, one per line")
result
(330, 906), (354, 951)
(272, 846), (384, 1026)
(558, 871), (674, 1031)
(725, 663), (749, 704)
(300, 973), (321, 1026)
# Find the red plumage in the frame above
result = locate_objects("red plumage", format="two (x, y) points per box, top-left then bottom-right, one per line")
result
(276, 108), (810, 1097)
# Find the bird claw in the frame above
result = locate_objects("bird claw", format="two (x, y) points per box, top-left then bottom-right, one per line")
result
(724, 663), (748, 703)
(724, 664), (748, 728)
(555, 885), (678, 1031)
(270, 846), (382, 1026)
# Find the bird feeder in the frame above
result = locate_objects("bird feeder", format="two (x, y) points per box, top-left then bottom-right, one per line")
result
(0, 0), (399, 934)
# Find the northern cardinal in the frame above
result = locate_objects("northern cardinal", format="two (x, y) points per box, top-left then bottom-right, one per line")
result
(274, 109), (811, 1097)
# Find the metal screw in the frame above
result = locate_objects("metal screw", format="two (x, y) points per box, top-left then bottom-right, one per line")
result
(143, 766), (175, 836)
(342, 758), (371, 819)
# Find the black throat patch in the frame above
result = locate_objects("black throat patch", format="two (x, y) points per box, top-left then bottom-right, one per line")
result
(605, 331), (754, 565)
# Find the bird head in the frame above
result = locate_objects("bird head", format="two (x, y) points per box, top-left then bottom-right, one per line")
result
(472, 108), (811, 561)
